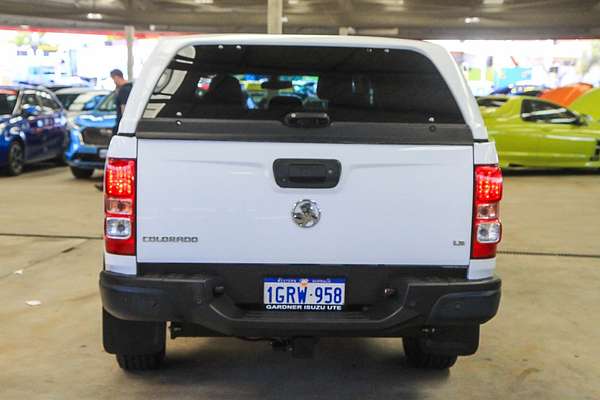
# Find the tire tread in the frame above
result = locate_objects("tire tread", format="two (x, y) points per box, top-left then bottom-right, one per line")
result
(403, 337), (457, 370)
(116, 351), (165, 371)
(70, 166), (94, 179)
(6, 141), (24, 176)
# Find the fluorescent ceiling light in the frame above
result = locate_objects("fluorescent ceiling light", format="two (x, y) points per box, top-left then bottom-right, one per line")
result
(86, 13), (103, 20)
(288, 0), (299, 4)
(385, 1), (404, 9)
(194, 0), (214, 4)
(483, 0), (504, 4)
(464, 16), (481, 24)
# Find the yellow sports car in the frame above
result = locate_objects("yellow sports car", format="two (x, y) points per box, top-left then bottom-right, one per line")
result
(478, 95), (600, 169)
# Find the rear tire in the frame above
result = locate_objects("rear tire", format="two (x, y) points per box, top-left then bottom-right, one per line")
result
(54, 153), (68, 166)
(56, 132), (70, 165)
(403, 337), (458, 369)
(55, 151), (68, 166)
(70, 166), (94, 179)
(6, 141), (24, 176)
(116, 351), (165, 371)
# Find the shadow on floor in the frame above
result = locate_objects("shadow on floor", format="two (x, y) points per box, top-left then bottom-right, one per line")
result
(0, 162), (66, 178)
(117, 337), (450, 399)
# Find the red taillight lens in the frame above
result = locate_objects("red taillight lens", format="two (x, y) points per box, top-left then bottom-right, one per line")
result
(472, 165), (503, 259)
(475, 165), (503, 203)
(104, 158), (136, 255)
(106, 159), (135, 197)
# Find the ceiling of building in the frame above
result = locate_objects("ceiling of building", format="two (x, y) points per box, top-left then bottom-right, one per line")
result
(1, 0), (600, 39)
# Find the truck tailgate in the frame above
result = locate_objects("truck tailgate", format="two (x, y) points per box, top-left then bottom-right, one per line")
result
(136, 139), (473, 266)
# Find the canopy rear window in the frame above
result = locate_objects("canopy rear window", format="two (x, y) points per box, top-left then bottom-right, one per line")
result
(142, 45), (465, 124)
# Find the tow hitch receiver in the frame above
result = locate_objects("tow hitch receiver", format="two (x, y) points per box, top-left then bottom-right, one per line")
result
(272, 337), (319, 358)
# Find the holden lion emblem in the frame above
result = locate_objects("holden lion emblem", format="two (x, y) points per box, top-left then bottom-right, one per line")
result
(291, 199), (321, 228)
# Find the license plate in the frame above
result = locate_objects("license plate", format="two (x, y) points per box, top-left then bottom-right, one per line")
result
(263, 278), (345, 311)
(98, 148), (108, 159)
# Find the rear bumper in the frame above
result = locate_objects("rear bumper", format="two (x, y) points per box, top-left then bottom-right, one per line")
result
(100, 266), (501, 337)
(66, 145), (106, 170)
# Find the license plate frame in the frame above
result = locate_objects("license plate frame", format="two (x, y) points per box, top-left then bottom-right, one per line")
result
(263, 277), (346, 311)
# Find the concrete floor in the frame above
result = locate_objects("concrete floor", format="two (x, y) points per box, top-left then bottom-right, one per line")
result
(1, 165), (600, 400)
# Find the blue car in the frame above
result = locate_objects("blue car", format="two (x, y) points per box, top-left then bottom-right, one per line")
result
(0, 85), (69, 176)
(66, 91), (116, 179)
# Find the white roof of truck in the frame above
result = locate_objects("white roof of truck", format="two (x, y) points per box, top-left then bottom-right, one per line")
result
(120, 34), (486, 140)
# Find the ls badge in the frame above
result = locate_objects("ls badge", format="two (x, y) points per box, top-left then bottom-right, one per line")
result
(292, 199), (321, 228)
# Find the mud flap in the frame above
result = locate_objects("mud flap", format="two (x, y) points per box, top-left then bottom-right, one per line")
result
(103, 308), (166, 355)
(420, 325), (480, 356)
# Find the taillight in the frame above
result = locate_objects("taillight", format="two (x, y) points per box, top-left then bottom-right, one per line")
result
(472, 165), (502, 259)
(104, 158), (136, 255)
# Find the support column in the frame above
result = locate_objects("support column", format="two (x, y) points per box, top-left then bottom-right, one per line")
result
(125, 25), (135, 80)
(267, 0), (283, 34)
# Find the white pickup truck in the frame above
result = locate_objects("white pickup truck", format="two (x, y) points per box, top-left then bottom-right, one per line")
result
(100, 34), (502, 371)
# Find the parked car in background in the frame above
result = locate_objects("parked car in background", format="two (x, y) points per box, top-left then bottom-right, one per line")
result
(478, 95), (600, 169)
(538, 82), (592, 106)
(477, 96), (509, 116)
(0, 85), (69, 176)
(490, 84), (548, 97)
(570, 88), (600, 121)
(55, 87), (109, 118)
(66, 91), (116, 179)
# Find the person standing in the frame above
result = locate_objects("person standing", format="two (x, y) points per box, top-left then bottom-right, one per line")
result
(110, 69), (133, 134)
(95, 69), (133, 191)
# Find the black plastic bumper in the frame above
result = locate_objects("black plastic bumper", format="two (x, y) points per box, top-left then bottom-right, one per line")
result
(67, 149), (106, 170)
(100, 266), (501, 338)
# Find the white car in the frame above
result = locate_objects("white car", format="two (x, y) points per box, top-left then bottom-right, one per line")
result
(99, 34), (502, 371)
(54, 87), (110, 118)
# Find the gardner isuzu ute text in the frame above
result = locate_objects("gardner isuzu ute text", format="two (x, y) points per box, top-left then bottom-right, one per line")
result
(100, 35), (502, 371)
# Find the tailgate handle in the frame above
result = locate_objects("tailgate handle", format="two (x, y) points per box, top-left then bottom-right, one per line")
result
(273, 159), (341, 189)
(289, 165), (327, 183)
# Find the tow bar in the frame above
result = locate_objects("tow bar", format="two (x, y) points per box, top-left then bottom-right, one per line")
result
(271, 337), (319, 358)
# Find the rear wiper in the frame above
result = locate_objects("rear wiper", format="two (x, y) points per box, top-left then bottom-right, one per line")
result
(283, 112), (331, 129)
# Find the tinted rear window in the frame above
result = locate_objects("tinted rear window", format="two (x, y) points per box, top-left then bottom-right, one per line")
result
(142, 45), (464, 124)
(98, 92), (116, 112)
(477, 98), (508, 108)
(0, 91), (17, 115)
(56, 93), (79, 109)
